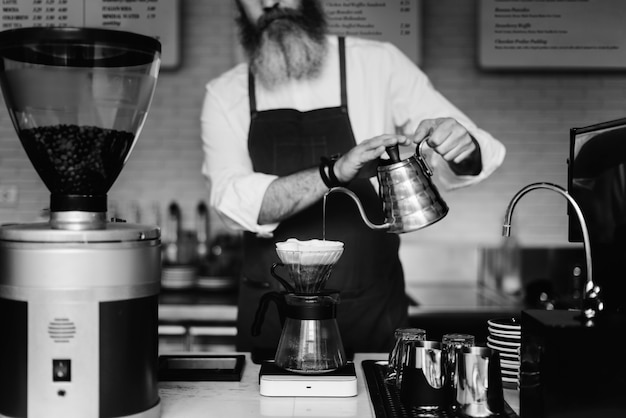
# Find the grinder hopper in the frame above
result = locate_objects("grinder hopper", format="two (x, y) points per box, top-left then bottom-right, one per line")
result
(0, 27), (160, 229)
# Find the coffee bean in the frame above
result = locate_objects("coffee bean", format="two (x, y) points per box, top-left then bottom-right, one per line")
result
(20, 124), (135, 194)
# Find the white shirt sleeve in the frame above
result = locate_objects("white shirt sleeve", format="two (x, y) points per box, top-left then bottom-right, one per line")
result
(200, 73), (279, 236)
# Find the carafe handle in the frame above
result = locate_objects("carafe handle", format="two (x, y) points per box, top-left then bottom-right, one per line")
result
(251, 291), (287, 336)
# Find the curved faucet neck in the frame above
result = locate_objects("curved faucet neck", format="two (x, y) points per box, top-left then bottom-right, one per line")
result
(502, 182), (603, 321)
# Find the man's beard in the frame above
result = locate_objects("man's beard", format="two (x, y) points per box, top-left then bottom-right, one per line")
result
(236, 0), (328, 89)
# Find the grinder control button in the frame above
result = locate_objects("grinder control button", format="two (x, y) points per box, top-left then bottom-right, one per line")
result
(52, 359), (71, 382)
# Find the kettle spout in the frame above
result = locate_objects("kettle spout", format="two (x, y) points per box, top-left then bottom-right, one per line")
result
(324, 187), (391, 231)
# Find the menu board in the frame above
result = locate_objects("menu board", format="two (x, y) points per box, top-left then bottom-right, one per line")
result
(0, 0), (181, 69)
(323, 0), (421, 64)
(479, 0), (626, 69)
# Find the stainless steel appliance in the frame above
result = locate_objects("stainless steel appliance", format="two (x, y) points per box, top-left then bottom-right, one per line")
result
(568, 117), (626, 313)
(0, 27), (162, 417)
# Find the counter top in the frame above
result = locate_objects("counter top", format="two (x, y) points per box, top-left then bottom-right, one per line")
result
(158, 353), (519, 418)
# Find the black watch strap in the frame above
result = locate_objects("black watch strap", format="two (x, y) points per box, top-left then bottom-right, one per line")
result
(319, 155), (348, 188)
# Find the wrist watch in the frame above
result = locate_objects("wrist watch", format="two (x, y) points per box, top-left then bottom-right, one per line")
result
(319, 154), (348, 188)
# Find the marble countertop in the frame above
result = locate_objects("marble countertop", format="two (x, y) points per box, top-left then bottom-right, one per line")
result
(158, 353), (519, 418)
(159, 353), (374, 418)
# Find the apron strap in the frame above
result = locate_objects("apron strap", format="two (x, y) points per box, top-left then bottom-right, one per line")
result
(338, 36), (348, 111)
(248, 71), (258, 117)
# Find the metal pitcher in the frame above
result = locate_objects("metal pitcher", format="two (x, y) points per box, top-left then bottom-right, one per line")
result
(326, 141), (449, 233)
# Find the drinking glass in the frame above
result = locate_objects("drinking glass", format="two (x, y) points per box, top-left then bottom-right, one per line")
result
(384, 328), (426, 387)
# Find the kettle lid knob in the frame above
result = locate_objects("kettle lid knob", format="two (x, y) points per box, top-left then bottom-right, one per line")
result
(386, 145), (401, 163)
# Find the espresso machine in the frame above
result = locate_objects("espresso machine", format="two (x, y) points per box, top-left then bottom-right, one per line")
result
(0, 27), (162, 417)
(252, 239), (357, 397)
(504, 182), (626, 417)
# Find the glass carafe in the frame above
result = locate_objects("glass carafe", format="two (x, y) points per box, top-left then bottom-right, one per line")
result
(274, 292), (346, 374)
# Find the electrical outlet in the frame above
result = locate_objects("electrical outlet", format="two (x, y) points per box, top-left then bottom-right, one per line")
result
(0, 185), (18, 207)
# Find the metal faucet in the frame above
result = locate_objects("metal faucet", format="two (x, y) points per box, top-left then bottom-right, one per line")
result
(502, 182), (603, 321)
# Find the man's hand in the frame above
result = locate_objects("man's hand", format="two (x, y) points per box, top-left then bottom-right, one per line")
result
(333, 134), (407, 183)
(411, 118), (482, 175)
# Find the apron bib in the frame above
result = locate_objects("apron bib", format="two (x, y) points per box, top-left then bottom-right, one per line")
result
(238, 37), (408, 359)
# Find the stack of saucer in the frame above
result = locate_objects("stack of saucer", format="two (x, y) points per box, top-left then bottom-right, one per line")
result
(487, 317), (521, 388)
(161, 265), (197, 289)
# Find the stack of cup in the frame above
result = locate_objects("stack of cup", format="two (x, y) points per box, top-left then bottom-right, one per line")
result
(487, 317), (521, 388)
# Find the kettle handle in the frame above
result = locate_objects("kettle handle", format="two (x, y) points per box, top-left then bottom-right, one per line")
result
(325, 187), (391, 230)
(416, 138), (434, 177)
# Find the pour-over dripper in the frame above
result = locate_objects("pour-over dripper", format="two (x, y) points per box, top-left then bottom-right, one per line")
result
(274, 239), (344, 293)
(0, 27), (161, 229)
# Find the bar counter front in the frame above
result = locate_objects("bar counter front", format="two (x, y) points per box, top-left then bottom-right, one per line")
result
(158, 353), (520, 418)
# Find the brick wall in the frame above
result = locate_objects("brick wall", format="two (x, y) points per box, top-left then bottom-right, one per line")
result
(1, 0), (625, 248)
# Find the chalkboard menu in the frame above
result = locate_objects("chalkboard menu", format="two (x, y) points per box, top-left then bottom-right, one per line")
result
(479, 0), (626, 70)
(323, 0), (421, 64)
(0, 0), (181, 69)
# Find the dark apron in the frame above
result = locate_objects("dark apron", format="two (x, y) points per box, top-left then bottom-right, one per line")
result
(238, 37), (408, 359)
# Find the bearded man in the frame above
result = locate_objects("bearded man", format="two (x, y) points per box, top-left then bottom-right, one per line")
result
(201, 0), (506, 360)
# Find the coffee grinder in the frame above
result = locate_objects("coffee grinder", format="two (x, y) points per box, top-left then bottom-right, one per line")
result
(252, 239), (357, 397)
(0, 28), (162, 417)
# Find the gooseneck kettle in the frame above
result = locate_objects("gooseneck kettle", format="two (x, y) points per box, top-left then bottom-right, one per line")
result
(325, 140), (449, 233)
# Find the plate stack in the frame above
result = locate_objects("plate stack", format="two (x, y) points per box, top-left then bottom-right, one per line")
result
(487, 317), (521, 389)
(161, 265), (197, 289)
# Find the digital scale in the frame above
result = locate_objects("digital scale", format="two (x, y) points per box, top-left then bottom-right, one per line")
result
(259, 361), (358, 397)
